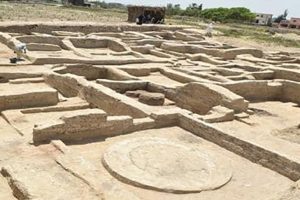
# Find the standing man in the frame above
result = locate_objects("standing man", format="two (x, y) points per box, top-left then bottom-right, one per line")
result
(205, 22), (214, 37)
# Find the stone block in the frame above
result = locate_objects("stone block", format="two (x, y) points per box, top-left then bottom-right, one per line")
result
(138, 92), (165, 106)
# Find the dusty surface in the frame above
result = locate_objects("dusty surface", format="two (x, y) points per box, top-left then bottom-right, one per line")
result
(103, 137), (232, 193)
(215, 101), (300, 147)
(215, 36), (300, 55)
(67, 127), (293, 200)
(0, 3), (127, 23)
(140, 72), (184, 87)
(215, 102), (300, 162)
(0, 42), (14, 64)
(0, 22), (300, 200)
(272, 126), (300, 145)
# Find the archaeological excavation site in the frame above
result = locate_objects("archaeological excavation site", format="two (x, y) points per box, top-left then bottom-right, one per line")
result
(0, 22), (300, 200)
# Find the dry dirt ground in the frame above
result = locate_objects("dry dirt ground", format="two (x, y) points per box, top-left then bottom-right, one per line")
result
(215, 36), (300, 55)
(1, 2), (299, 53)
(0, 2), (300, 200)
(0, 2), (127, 23)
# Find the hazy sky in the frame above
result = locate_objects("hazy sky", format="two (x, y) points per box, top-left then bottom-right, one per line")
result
(105, 0), (300, 18)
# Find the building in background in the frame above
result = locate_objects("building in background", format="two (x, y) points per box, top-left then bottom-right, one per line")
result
(127, 6), (165, 23)
(279, 20), (289, 28)
(64, 0), (91, 6)
(288, 18), (300, 29)
(279, 18), (300, 29)
(254, 13), (273, 25)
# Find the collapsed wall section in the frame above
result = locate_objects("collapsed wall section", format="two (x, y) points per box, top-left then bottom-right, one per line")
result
(175, 82), (248, 115)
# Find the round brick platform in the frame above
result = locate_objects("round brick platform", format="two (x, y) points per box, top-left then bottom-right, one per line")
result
(102, 137), (232, 193)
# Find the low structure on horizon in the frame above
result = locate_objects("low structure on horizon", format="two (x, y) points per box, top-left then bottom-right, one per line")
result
(127, 6), (165, 23)
(280, 17), (300, 29)
(64, 0), (91, 7)
(254, 13), (273, 25)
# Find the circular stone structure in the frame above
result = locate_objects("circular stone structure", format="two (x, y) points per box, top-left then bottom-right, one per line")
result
(102, 137), (232, 193)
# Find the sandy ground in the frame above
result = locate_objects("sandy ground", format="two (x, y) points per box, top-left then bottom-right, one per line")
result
(67, 127), (293, 200)
(215, 101), (300, 162)
(0, 3), (127, 23)
(0, 42), (15, 64)
(215, 36), (300, 55)
(216, 101), (300, 141)
(0, 2), (299, 56)
(275, 33), (300, 41)
(0, 10), (299, 199)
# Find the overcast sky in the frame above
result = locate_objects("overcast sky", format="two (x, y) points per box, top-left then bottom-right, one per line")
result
(105, 0), (300, 18)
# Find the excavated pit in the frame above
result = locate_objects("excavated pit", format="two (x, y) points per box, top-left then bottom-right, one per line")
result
(0, 23), (300, 200)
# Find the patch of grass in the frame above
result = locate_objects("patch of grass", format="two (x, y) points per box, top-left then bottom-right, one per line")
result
(220, 28), (242, 37)
(218, 26), (300, 48)
(255, 34), (300, 48)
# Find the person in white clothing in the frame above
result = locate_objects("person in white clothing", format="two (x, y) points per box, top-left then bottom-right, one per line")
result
(205, 23), (214, 37)
(15, 43), (27, 59)
(10, 43), (27, 63)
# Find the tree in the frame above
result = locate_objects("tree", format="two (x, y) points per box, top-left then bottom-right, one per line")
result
(191, 3), (197, 8)
(226, 7), (256, 22)
(198, 4), (203, 11)
(174, 4), (181, 9)
(165, 3), (255, 24)
(166, 4), (182, 16)
(182, 3), (203, 16)
(200, 7), (255, 23)
(274, 9), (288, 23)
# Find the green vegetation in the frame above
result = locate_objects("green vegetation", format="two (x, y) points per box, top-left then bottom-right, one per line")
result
(201, 7), (255, 23)
(166, 4), (256, 23)
(88, 1), (127, 10)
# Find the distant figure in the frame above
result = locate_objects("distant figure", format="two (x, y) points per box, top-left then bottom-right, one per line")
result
(158, 17), (165, 24)
(152, 12), (164, 24)
(10, 43), (27, 64)
(15, 43), (27, 59)
(205, 23), (214, 37)
(146, 14), (152, 23)
(136, 14), (145, 25)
